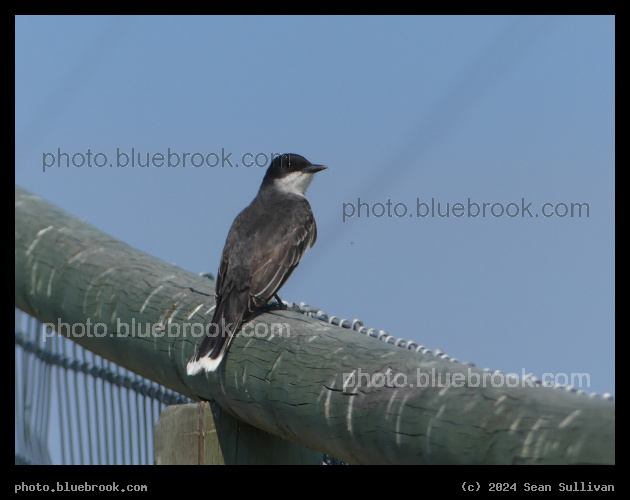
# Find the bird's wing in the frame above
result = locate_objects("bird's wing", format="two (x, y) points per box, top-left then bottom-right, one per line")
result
(248, 207), (317, 310)
(215, 236), (233, 298)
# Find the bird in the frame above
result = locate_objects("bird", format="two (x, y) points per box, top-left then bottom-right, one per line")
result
(186, 153), (327, 374)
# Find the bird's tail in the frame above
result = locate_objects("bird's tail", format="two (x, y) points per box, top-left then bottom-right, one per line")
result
(186, 298), (246, 375)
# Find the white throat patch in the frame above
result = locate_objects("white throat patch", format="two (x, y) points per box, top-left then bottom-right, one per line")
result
(273, 171), (314, 197)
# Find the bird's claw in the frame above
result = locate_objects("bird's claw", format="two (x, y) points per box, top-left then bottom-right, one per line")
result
(262, 299), (300, 313)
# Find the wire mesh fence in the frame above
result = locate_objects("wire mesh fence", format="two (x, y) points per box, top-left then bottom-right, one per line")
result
(15, 309), (190, 465)
(15, 309), (346, 465)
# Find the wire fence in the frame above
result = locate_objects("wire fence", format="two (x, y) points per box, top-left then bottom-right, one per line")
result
(15, 309), (190, 465)
(15, 308), (346, 465)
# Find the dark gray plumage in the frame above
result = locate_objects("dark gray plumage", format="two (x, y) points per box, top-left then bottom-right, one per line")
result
(187, 153), (326, 374)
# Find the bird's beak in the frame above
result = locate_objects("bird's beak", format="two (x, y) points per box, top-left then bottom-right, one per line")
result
(303, 164), (327, 174)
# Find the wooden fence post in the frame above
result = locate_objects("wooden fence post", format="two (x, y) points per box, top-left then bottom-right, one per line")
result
(154, 402), (321, 465)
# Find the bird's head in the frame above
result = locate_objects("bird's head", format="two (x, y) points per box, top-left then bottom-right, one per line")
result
(262, 153), (327, 196)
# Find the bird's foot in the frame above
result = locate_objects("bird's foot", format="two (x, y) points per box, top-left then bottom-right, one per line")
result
(261, 300), (283, 313)
(263, 295), (301, 312)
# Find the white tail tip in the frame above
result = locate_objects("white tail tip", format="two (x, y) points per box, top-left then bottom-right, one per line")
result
(186, 355), (223, 375)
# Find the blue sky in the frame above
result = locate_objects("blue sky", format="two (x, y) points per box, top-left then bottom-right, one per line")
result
(16, 15), (614, 401)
